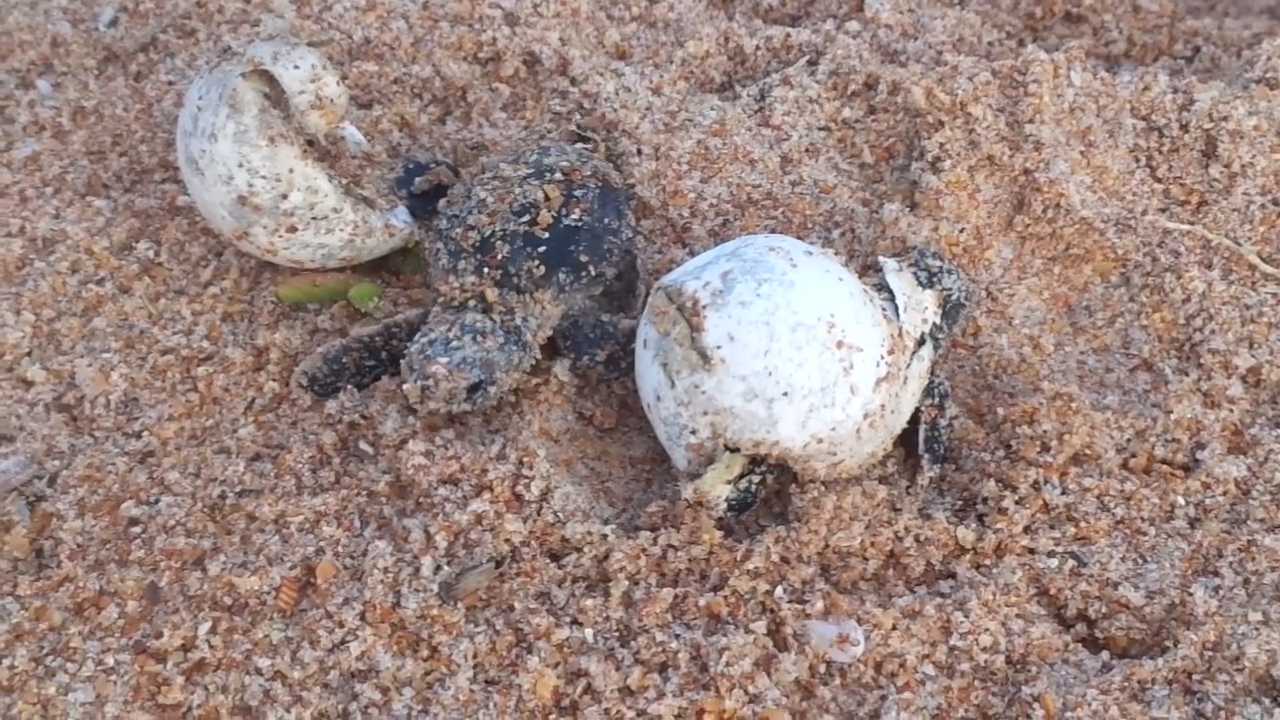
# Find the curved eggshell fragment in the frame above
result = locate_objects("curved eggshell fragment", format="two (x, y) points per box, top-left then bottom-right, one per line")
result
(176, 38), (413, 269)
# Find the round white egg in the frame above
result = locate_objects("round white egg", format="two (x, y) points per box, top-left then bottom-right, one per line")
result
(635, 233), (932, 482)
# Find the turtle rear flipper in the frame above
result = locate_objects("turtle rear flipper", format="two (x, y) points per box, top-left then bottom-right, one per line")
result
(295, 309), (430, 398)
(551, 310), (637, 381)
(914, 375), (953, 488)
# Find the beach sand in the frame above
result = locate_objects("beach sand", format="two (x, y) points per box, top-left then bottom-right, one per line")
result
(3, 0), (1280, 717)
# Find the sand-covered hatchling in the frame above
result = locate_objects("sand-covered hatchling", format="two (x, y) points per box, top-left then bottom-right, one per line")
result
(634, 233), (970, 515)
(295, 142), (641, 415)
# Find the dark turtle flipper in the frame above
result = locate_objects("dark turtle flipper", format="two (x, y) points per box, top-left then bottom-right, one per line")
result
(400, 308), (542, 415)
(551, 309), (637, 381)
(915, 375), (953, 487)
(295, 309), (431, 399)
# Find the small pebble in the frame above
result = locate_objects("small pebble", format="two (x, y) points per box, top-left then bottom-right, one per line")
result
(804, 618), (866, 663)
(0, 452), (37, 497)
(96, 5), (119, 31)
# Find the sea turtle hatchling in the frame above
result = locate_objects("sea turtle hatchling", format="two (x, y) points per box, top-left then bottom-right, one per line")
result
(633, 233), (971, 515)
(295, 142), (641, 414)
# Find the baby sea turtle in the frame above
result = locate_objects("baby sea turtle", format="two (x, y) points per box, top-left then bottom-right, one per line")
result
(632, 234), (971, 515)
(295, 142), (641, 415)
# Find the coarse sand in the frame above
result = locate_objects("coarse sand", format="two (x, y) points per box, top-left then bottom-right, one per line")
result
(3, 0), (1280, 717)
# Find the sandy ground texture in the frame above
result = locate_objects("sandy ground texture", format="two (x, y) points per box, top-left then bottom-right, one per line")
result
(4, 0), (1280, 717)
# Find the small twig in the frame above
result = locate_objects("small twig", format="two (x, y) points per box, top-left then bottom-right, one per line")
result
(1149, 216), (1280, 284)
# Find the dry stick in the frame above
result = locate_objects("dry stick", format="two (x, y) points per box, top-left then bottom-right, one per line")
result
(1148, 216), (1280, 284)
(1058, 163), (1279, 289)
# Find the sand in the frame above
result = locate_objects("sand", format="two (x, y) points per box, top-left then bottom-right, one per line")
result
(3, 0), (1280, 717)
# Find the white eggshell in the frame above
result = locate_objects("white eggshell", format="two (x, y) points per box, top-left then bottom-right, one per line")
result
(176, 38), (412, 269)
(634, 233), (932, 480)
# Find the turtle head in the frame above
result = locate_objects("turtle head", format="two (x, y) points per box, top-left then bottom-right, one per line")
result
(400, 309), (542, 415)
(394, 157), (459, 222)
(904, 247), (970, 344)
(877, 247), (971, 348)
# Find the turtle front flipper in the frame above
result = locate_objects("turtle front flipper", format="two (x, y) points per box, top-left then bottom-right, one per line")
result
(914, 374), (954, 488)
(295, 309), (431, 398)
(400, 307), (543, 415)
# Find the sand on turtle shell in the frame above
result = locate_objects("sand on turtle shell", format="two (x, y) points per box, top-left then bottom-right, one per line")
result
(2, 0), (1279, 717)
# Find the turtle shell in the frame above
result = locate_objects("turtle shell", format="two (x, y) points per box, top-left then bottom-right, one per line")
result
(428, 143), (637, 305)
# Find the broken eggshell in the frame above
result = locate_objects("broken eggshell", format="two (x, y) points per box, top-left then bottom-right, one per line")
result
(634, 233), (946, 506)
(176, 37), (414, 269)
